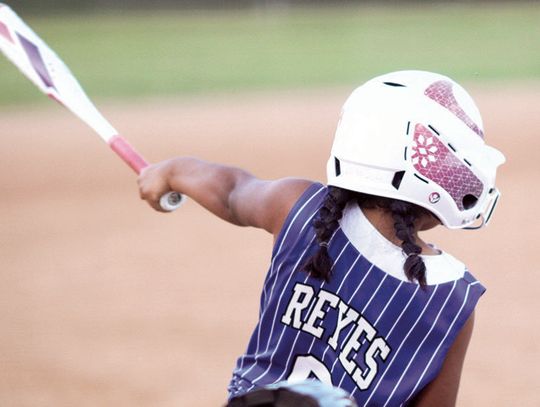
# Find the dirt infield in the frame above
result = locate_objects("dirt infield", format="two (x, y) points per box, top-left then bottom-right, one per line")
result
(0, 84), (538, 406)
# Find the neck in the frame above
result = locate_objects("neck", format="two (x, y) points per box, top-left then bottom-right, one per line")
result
(361, 207), (439, 255)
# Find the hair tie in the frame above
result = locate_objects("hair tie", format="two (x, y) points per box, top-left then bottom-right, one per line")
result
(319, 241), (329, 248)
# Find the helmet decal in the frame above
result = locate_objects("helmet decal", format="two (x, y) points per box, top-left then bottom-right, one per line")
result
(411, 124), (483, 211)
(411, 131), (438, 168)
(425, 80), (484, 138)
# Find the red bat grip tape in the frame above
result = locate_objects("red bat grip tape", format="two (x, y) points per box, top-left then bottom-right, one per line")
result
(108, 135), (148, 174)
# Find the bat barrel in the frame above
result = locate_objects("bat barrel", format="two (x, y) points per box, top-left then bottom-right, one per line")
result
(1, 5), (184, 212)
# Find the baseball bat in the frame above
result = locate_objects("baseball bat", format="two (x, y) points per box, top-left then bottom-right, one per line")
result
(0, 3), (184, 211)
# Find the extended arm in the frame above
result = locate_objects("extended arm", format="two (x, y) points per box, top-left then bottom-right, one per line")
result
(411, 312), (475, 407)
(137, 157), (313, 235)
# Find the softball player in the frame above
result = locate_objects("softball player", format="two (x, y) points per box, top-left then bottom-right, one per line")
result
(138, 71), (505, 406)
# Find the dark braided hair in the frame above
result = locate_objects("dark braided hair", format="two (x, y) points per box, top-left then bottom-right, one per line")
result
(303, 187), (353, 282)
(389, 200), (427, 286)
(303, 186), (430, 286)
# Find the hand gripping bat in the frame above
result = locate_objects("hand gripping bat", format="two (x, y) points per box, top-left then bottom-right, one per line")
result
(0, 3), (184, 211)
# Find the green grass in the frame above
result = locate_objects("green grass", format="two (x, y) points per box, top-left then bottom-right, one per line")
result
(0, 3), (538, 105)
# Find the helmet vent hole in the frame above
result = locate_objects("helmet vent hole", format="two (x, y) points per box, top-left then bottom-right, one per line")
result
(391, 171), (406, 190)
(383, 81), (406, 87)
(334, 157), (341, 176)
(463, 194), (478, 210)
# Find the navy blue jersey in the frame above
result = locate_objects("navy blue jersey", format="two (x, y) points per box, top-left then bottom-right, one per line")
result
(229, 183), (485, 406)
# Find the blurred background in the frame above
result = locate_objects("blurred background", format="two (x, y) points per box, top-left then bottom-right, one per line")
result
(0, 1), (538, 406)
(2, 0), (539, 105)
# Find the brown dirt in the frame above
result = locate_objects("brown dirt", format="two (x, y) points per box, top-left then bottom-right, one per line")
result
(0, 84), (538, 406)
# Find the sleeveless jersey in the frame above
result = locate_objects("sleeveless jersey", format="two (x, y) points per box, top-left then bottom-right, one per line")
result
(228, 183), (485, 406)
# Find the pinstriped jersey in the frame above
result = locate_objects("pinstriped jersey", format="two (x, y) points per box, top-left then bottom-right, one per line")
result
(228, 183), (485, 406)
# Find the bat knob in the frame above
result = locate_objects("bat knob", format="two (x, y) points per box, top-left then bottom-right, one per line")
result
(159, 191), (185, 212)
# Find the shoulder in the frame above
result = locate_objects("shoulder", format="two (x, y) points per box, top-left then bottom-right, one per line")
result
(264, 181), (329, 256)
(424, 250), (485, 290)
(265, 179), (325, 236)
(423, 251), (467, 285)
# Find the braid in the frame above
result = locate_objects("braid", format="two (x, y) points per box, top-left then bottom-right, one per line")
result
(303, 186), (352, 281)
(389, 200), (427, 287)
(302, 187), (430, 286)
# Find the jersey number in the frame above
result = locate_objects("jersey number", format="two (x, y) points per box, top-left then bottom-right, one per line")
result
(287, 355), (333, 385)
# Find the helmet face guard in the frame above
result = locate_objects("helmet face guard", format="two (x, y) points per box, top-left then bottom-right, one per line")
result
(327, 71), (505, 229)
(466, 188), (500, 229)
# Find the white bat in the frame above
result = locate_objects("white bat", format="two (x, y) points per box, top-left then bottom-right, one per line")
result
(0, 3), (184, 211)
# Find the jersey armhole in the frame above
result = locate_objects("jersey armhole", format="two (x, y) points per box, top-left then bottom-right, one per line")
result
(271, 182), (325, 258)
(422, 278), (486, 394)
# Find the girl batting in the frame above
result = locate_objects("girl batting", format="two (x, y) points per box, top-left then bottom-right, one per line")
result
(137, 71), (504, 406)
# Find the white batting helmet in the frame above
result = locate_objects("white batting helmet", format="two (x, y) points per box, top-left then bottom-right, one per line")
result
(327, 70), (505, 229)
